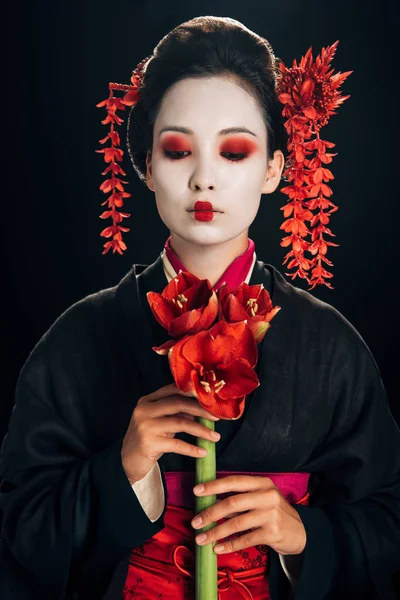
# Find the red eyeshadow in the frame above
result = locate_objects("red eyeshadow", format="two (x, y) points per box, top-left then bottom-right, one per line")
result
(160, 134), (259, 154)
(220, 137), (258, 154)
(160, 134), (190, 151)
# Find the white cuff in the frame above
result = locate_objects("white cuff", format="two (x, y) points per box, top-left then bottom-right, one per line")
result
(131, 461), (165, 522)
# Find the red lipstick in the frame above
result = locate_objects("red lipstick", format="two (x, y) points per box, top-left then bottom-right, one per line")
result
(194, 201), (213, 211)
(193, 200), (215, 221)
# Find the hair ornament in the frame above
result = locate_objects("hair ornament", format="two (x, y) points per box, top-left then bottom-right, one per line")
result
(95, 56), (150, 255)
(276, 41), (353, 289)
(95, 42), (352, 291)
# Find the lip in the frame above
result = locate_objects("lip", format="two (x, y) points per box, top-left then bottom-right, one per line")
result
(194, 200), (213, 211)
(189, 210), (222, 221)
(188, 202), (222, 214)
(191, 210), (217, 222)
(189, 200), (222, 213)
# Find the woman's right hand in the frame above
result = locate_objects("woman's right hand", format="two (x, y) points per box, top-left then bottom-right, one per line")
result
(121, 382), (221, 485)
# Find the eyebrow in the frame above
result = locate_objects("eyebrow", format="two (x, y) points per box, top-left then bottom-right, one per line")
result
(158, 125), (257, 138)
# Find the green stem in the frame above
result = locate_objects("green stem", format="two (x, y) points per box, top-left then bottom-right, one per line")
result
(195, 417), (218, 600)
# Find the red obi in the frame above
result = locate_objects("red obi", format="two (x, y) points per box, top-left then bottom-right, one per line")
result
(122, 471), (310, 599)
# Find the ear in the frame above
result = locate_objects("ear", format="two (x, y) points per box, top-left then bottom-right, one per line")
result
(261, 150), (285, 194)
(145, 150), (155, 191)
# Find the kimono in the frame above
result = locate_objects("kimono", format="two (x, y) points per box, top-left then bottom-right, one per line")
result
(0, 238), (399, 600)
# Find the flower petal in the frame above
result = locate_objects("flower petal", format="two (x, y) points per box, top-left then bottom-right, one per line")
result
(146, 291), (176, 331)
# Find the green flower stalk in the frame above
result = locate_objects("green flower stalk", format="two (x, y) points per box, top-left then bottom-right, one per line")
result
(195, 417), (218, 600)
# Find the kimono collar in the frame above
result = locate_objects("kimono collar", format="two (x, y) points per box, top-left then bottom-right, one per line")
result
(163, 236), (257, 291)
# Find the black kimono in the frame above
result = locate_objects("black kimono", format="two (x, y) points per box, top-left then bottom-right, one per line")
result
(1, 253), (399, 599)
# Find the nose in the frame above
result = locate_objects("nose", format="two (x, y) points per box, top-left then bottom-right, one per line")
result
(189, 155), (216, 192)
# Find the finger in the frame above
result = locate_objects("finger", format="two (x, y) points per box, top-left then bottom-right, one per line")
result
(185, 400), (221, 421)
(159, 435), (210, 458)
(149, 396), (220, 421)
(193, 474), (275, 496)
(163, 383), (196, 397)
(214, 527), (267, 555)
(155, 416), (221, 443)
(191, 491), (264, 530)
(145, 383), (213, 415)
(142, 383), (182, 401)
(193, 509), (262, 548)
(176, 412), (196, 421)
(147, 383), (195, 400)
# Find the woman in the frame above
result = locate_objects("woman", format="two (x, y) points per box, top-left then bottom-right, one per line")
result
(1, 15), (399, 600)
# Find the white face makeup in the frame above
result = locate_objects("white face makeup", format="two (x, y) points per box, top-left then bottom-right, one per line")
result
(145, 75), (284, 250)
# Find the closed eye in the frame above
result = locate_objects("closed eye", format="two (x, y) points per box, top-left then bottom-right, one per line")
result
(163, 151), (249, 162)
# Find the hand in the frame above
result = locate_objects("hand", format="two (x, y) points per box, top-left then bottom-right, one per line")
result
(191, 474), (307, 556)
(121, 383), (221, 484)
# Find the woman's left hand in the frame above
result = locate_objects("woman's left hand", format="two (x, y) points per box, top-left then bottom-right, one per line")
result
(191, 474), (307, 556)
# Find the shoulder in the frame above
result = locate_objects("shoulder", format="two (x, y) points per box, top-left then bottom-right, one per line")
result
(18, 279), (126, 386)
(37, 285), (118, 352)
(19, 263), (151, 374)
(264, 261), (374, 361)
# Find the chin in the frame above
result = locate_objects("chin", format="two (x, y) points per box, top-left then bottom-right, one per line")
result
(184, 231), (235, 247)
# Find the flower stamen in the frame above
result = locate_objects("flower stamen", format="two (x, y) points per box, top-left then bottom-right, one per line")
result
(200, 369), (226, 395)
(171, 293), (188, 310)
(200, 381), (212, 393)
(214, 380), (226, 393)
(247, 298), (259, 317)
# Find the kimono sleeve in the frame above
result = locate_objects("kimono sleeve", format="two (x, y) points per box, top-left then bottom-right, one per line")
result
(0, 300), (168, 599)
(268, 304), (400, 600)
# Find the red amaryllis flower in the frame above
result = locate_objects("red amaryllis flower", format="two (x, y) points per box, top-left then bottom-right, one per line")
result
(147, 271), (218, 351)
(217, 282), (281, 344)
(168, 320), (260, 420)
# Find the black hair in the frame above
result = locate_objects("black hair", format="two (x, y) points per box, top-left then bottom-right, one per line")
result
(127, 15), (288, 183)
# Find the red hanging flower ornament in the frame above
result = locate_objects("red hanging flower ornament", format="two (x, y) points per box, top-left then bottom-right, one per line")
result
(95, 57), (150, 255)
(276, 41), (353, 290)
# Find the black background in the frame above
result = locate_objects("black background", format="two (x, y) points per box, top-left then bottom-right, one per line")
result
(4, 0), (400, 591)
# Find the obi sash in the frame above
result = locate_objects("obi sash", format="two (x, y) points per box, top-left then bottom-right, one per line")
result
(122, 471), (310, 599)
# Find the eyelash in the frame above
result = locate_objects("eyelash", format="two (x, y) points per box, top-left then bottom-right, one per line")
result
(163, 150), (248, 162)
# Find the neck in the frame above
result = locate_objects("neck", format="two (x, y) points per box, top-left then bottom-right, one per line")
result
(168, 231), (249, 287)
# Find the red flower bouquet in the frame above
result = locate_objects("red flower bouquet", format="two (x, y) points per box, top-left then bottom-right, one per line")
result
(147, 270), (281, 599)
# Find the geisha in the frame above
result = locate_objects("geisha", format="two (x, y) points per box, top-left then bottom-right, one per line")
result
(1, 15), (399, 600)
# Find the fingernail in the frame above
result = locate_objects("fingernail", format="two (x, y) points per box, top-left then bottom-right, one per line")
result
(192, 516), (202, 527)
(193, 484), (204, 494)
(211, 431), (220, 440)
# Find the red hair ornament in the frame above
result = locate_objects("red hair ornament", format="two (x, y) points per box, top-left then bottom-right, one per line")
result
(95, 56), (150, 256)
(96, 42), (352, 289)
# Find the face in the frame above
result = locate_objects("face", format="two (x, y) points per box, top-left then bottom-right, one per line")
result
(145, 75), (284, 248)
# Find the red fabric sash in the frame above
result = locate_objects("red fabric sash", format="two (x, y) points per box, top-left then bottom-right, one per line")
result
(123, 471), (310, 599)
